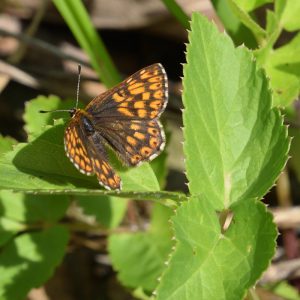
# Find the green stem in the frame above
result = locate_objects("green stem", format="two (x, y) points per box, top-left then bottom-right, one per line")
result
(52, 0), (121, 88)
(161, 0), (190, 29)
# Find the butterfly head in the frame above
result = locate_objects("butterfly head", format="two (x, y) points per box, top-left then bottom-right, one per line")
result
(69, 108), (77, 117)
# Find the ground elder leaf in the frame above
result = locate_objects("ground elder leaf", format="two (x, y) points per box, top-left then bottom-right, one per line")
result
(109, 204), (173, 291)
(0, 225), (69, 300)
(24, 95), (75, 141)
(0, 135), (17, 156)
(264, 32), (300, 106)
(156, 196), (277, 300)
(76, 195), (127, 229)
(183, 13), (289, 209)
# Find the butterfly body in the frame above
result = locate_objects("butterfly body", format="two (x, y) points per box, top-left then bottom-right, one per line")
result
(63, 63), (168, 190)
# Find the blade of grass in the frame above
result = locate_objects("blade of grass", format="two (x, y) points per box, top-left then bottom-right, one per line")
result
(52, 0), (121, 87)
(161, 0), (190, 29)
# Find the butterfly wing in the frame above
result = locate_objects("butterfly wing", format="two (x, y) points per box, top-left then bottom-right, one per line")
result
(85, 63), (168, 166)
(64, 114), (121, 190)
(85, 63), (168, 121)
(94, 119), (165, 166)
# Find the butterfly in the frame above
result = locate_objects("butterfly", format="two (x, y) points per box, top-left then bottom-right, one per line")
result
(40, 63), (168, 190)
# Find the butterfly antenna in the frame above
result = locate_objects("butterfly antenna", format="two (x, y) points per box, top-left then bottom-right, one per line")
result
(39, 65), (82, 114)
(75, 64), (81, 109)
(39, 109), (73, 113)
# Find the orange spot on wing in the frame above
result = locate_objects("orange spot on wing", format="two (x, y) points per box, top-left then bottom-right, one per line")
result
(141, 72), (152, 79)
(150, 137), (159, 148)
(108, 178), (116, 188)
(150, 100), (162, 109)
(134, 101), (145, 109)
(79, 147), (84, 157)
(148, 76), (162, 83)
(128, 82), (144, 90)
(130, 87), (145, 95)
(150, 83), (161, 90)
(70, 147), (75, 157)
(86, 165), (92, 172)
(150, 110), (158, 118)
(80, 160), (86, 170)
(114, 174), (121, 185)
(134, 132), (145, 140)
(100, 174), (107, 184)
(142, 92), (150, 100)
(126, 145), (133, 153)
(140, 146), (152, 157)
(95, 159), (101, 169)
(153, 90), (163, 99)
(117, 108), (134, 117)
(102, 164), (109, 175)
(75, 156), (80, 164)
(130, 123), (141, 130)
(131, 154), (142, 164)
(138, 109), (147, 118)
(127, 136), (137, 146)
(119, 101), (129, 107)
(148, 127), (159, 136)
(113, 93), (125, 102)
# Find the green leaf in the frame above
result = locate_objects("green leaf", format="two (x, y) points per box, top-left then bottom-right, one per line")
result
(0, 225), (69, 300)
(0, 189), (69, 249)
(264, 32), (300, 106)
(0, 190), (70, 223)
(156, 196), (277, 300)
(232, 0), (272, 12)
(109, 203), (173, 291)
(280, 0), (300, 32)
(76, 195), (127, 229)
(0, 135), (17, 156)
(288, 127), (300, 182)
(268, 281), (300, 300)
(24, 95), (75, 141)
(211, 0), (257, 48)
(0, 123), (160, 192)
(227, 0), (266, 43)
(0, 218), (24, 247)
(183, 13), (289, 209)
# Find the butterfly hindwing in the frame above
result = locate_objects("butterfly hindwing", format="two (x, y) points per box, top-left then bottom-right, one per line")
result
(87, 133), (122, 190)
(64, 118), (94, 176)
(94, 119), (165, 166)
(64, 115), (121, 190)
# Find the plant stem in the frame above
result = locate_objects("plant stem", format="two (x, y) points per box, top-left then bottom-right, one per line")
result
(161, 0), (190, 29)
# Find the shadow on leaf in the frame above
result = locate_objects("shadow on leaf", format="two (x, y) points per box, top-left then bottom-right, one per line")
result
(13, 124), (100, 189)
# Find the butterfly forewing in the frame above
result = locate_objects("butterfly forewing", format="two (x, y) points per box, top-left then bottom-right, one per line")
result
(85, 63), (168, 120)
